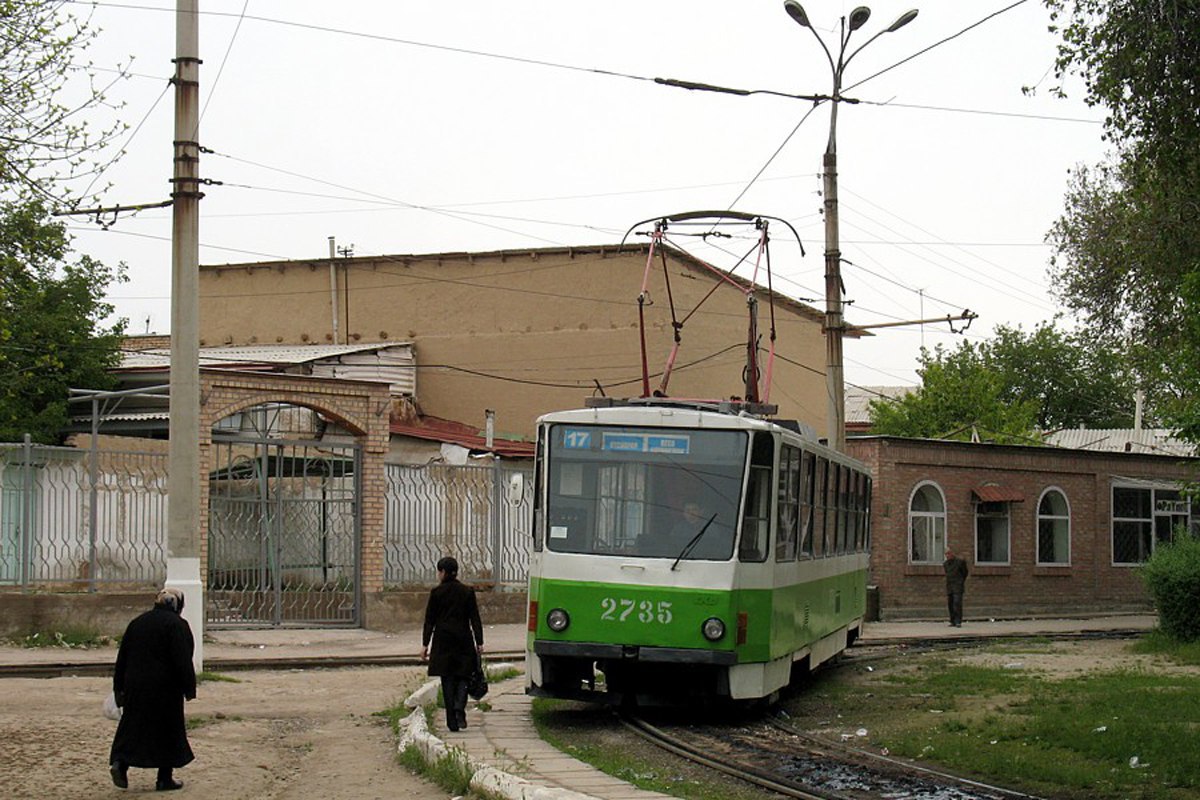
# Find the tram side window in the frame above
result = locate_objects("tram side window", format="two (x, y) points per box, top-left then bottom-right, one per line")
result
(812, 457), (827, 557)
(851, 471), (866, 552)
(799, 451), (815, 557)
(739, 432), (772, 562)
(846, 470), (859, 552)
(863, 475), (873, 552)
(837, 464), (851, 554)
(824, 459), (839, 555)
(776, 445), (800, 562)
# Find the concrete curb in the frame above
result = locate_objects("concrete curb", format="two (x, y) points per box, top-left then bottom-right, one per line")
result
(399, 670), (601, 800)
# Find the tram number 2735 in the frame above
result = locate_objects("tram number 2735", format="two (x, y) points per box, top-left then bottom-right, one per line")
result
(599, 597), (673, 624)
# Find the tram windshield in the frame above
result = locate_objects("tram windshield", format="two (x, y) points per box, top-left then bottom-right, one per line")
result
(544, 424), (747, 560)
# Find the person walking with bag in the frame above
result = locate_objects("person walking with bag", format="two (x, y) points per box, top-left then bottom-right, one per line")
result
(109, 587), (196, 791)
(421, 556), (484, 732)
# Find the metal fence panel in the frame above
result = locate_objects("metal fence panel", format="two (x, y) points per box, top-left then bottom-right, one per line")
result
(384, 462), (532, 587)
(207, 437), (360, 626)
(0, 442), (167, 587)
(1, 440), (531, 600)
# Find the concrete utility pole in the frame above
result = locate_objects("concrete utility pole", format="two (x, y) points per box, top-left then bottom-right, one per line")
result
(166, 0), (204, 669)
(784, 1), (918, 452)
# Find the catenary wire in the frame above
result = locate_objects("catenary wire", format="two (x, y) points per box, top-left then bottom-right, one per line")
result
(197, 0), (251, 127)
(843, 0), (1032, 94)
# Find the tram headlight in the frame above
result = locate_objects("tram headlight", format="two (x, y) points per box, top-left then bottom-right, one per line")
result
(546, 608), (570, 632)
(701, 616), (726, 642)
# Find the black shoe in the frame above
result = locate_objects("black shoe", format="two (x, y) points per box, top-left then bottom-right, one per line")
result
(110, 762), (128, 789)
(458, 714), (468, 730)
(447, 723), (460, 732)
(155, 778), (184, 791)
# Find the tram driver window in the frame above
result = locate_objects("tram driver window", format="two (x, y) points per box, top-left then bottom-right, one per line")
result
(739, 432), (773, 562)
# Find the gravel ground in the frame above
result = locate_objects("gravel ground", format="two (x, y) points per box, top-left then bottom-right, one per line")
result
(0, 665), (453, 800)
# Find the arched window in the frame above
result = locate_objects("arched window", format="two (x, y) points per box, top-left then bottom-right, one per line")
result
(1037, 488), (1071, 565)
(909, 482), (946, 564)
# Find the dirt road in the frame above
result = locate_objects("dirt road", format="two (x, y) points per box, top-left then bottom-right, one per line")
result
(0, 665), (452, 799)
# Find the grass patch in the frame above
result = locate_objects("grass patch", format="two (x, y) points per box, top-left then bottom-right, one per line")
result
(374, 700), (417, 735)
(486, 666), (522, 683)
(397, 743), (475, 796)
(15, 627), (113, 649)
(784, 644), (1200, 800)
(197, 671), (240, 684)
(1131, 628), (1200, 665)
(185, 711), (240, 731)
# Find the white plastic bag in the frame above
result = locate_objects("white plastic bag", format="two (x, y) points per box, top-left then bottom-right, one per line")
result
(103, 692), (122, 721)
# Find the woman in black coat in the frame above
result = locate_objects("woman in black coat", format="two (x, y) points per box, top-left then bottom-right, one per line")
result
(109, 588), (196, 791)
(420, 556), (484, 731)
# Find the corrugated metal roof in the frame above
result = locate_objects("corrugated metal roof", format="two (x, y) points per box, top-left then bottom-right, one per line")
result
(120, 342), (413, 370)
(118, 343), (416, 396)
(390, 415), (534, 459)
(845, 385), (916, 424)
(1044, 428), (1196, 456)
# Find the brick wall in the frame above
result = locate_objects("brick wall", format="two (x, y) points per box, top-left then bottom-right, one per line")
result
(847, 436), (1198, 620)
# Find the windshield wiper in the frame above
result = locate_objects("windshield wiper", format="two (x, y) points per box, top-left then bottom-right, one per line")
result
(671, 513), (718, 571)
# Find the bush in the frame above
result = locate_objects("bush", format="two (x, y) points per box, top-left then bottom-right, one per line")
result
(1141, 534), (1200, 641)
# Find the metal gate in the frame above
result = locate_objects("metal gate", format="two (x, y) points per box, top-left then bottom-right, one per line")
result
(207, 431), (362, 627)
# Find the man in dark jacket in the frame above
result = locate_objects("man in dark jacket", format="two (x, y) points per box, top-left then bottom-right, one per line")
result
(109, 587), (196, 791)
(421, 556), (484, 732)
(944, 548), (970, 627)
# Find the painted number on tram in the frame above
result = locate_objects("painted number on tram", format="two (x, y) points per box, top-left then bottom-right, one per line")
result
(562, 429), (592, 449)
(599, 598), (673, 624)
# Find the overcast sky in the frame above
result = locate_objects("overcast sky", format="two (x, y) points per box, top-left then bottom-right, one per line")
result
(64, 0), (1107, 392)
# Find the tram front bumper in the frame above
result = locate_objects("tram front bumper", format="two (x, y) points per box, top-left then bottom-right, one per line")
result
(533, 639), (737, 665)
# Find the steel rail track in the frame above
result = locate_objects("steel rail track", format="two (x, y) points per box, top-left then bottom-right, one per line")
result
(1, 628), (1140, 680)
(766, 715), (1042, 800)
(611, 631), (1144, 799)
(622, 711), (1044, 800)
(618, 712), (839, 800)
(0, 650), (528, 680)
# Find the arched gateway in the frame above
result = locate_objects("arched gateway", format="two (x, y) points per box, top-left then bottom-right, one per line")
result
(199, 371), (390, 627)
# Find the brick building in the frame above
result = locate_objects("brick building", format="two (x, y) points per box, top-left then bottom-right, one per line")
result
(847, 436), (1200, 620)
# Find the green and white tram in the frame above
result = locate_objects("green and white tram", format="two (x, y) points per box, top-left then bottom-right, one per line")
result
(525, 398), (872, 706)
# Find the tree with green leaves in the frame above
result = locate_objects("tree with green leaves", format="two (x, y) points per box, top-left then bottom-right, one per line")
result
(987, 321), (1136, 430)
(0, 199), (125, 443)
(1043, 1), (1200, 432)
(0, 4), (128, 442)
(869, 321), (1136, 442)
(868, 340), (1041, 444)
(1, 0), (126, 203)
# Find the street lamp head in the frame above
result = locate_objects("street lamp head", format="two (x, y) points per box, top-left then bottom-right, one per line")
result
(848, 6), (872, 31)
(886, 9), (919, 32)
(783, 0), (812, 29)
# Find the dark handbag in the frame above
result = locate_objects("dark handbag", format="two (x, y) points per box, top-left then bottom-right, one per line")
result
(466, 651), (488, 700)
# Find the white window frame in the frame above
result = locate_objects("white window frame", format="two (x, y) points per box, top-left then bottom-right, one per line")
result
(908, 481), (947, 565)
(1035, 487), (1071, 566)
(974, 500), (1011, 566)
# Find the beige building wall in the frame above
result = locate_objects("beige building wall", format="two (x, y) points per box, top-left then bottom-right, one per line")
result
(199, 245), (829, 438)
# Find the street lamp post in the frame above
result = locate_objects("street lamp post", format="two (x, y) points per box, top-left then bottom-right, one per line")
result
(783, 2), (917, 452)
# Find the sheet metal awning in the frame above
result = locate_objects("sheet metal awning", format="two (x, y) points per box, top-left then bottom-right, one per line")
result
(973, 484), (1025, 503)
